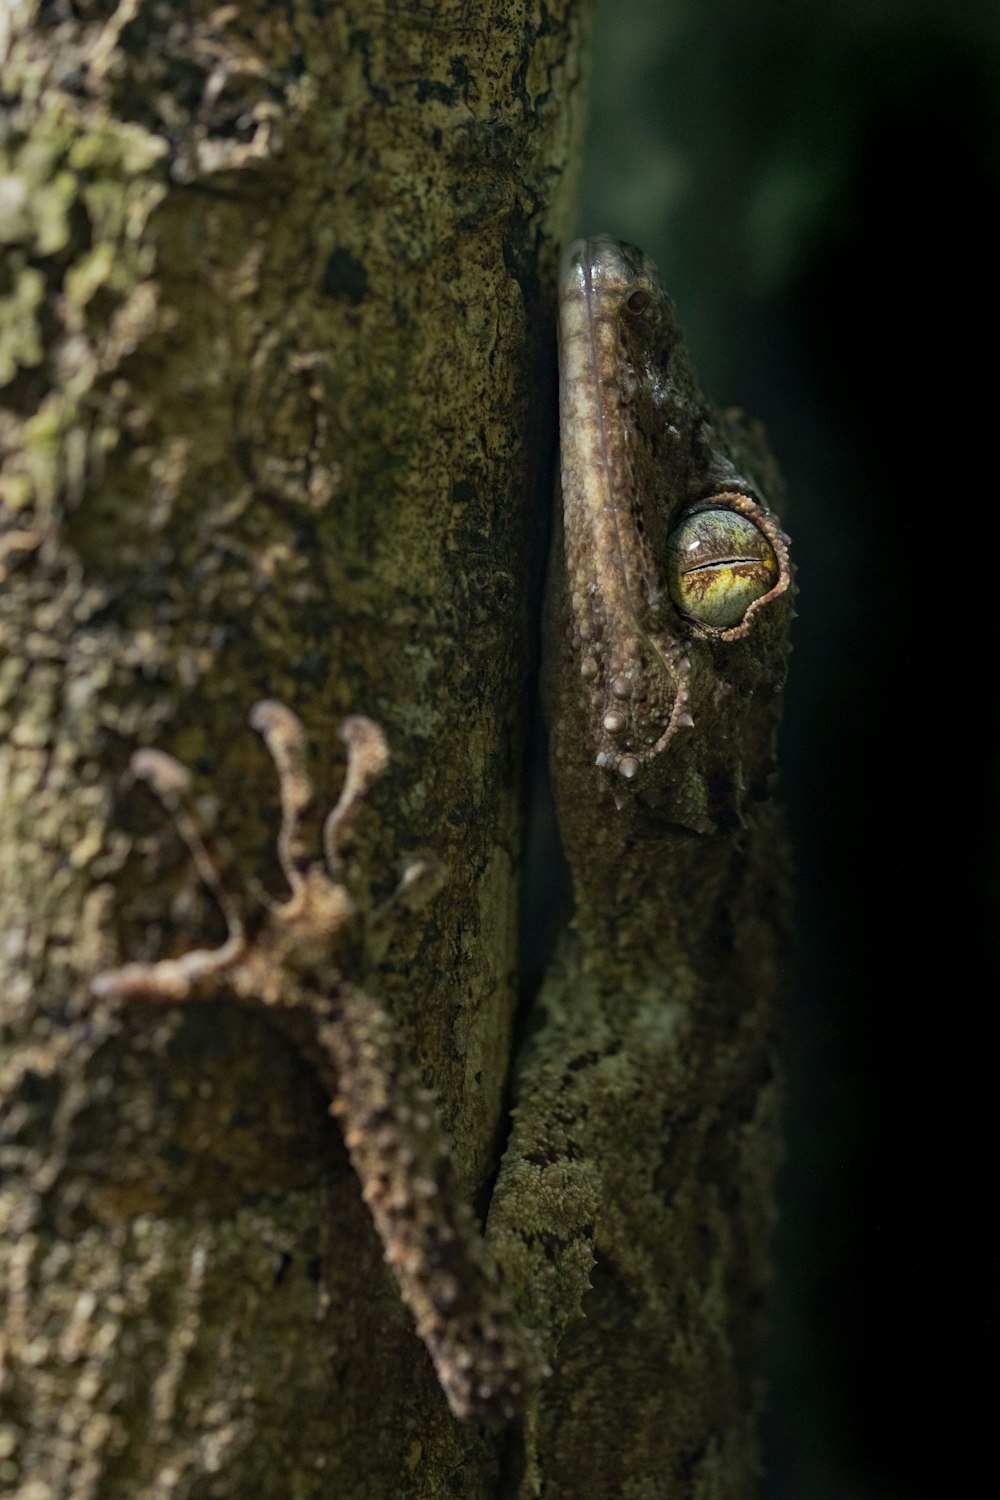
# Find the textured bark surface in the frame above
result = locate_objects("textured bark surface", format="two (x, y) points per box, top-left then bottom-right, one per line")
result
(0, 1), (588, 1495)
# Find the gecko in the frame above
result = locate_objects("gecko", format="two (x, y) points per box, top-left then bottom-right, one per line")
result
(92, 237), (793, 1493)
(485, 237), (793, 1491)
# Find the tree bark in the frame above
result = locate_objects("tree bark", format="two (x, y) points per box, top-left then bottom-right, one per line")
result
(0, 2), (588, 1495)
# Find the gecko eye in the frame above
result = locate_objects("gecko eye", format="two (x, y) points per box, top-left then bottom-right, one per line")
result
(665, 508), (779, 628)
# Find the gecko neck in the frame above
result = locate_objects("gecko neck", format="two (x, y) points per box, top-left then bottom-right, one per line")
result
(562, 795), (786, 1010)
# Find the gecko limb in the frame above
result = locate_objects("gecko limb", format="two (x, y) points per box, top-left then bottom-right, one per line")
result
(92, 703), (543, 1424)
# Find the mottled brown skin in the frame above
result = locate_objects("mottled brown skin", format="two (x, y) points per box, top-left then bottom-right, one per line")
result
(485, 239), (794, 1496)
(77, 233), (791, 1497)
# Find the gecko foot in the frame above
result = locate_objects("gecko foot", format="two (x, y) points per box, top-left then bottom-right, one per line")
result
(91, 702), (387, 1007)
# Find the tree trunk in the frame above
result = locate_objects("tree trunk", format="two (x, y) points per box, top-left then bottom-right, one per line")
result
(0, 1), (588, 1495)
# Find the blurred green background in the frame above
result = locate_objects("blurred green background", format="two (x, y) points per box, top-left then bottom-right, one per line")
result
(578, 3), (997, 1495)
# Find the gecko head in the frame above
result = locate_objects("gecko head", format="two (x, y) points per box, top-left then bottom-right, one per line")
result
(556, 237), (794, 833)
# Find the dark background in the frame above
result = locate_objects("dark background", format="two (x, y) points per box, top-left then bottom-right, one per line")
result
(580, 2), (996, 1494)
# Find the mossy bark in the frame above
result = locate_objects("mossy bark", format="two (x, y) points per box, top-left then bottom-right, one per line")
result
(0, 2), (588, 1495)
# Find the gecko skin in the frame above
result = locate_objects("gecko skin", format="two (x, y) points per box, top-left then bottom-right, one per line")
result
(484, 237), (794, 1494)
(91, 239), (793, 1496)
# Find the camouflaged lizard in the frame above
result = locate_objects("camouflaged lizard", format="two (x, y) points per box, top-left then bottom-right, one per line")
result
(93, 237), (793, 1497)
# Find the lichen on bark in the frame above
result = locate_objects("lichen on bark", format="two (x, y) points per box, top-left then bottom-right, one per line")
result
(0, 1), (588, 1495)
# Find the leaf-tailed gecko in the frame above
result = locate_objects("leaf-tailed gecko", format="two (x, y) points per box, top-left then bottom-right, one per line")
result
(92, 237), (793, 1484)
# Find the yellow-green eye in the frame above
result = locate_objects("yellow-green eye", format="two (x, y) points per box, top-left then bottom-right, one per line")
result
(665, 509), (779, 628)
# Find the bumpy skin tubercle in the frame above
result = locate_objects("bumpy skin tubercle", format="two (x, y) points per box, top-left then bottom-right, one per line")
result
(485, 237), (794, 1494)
